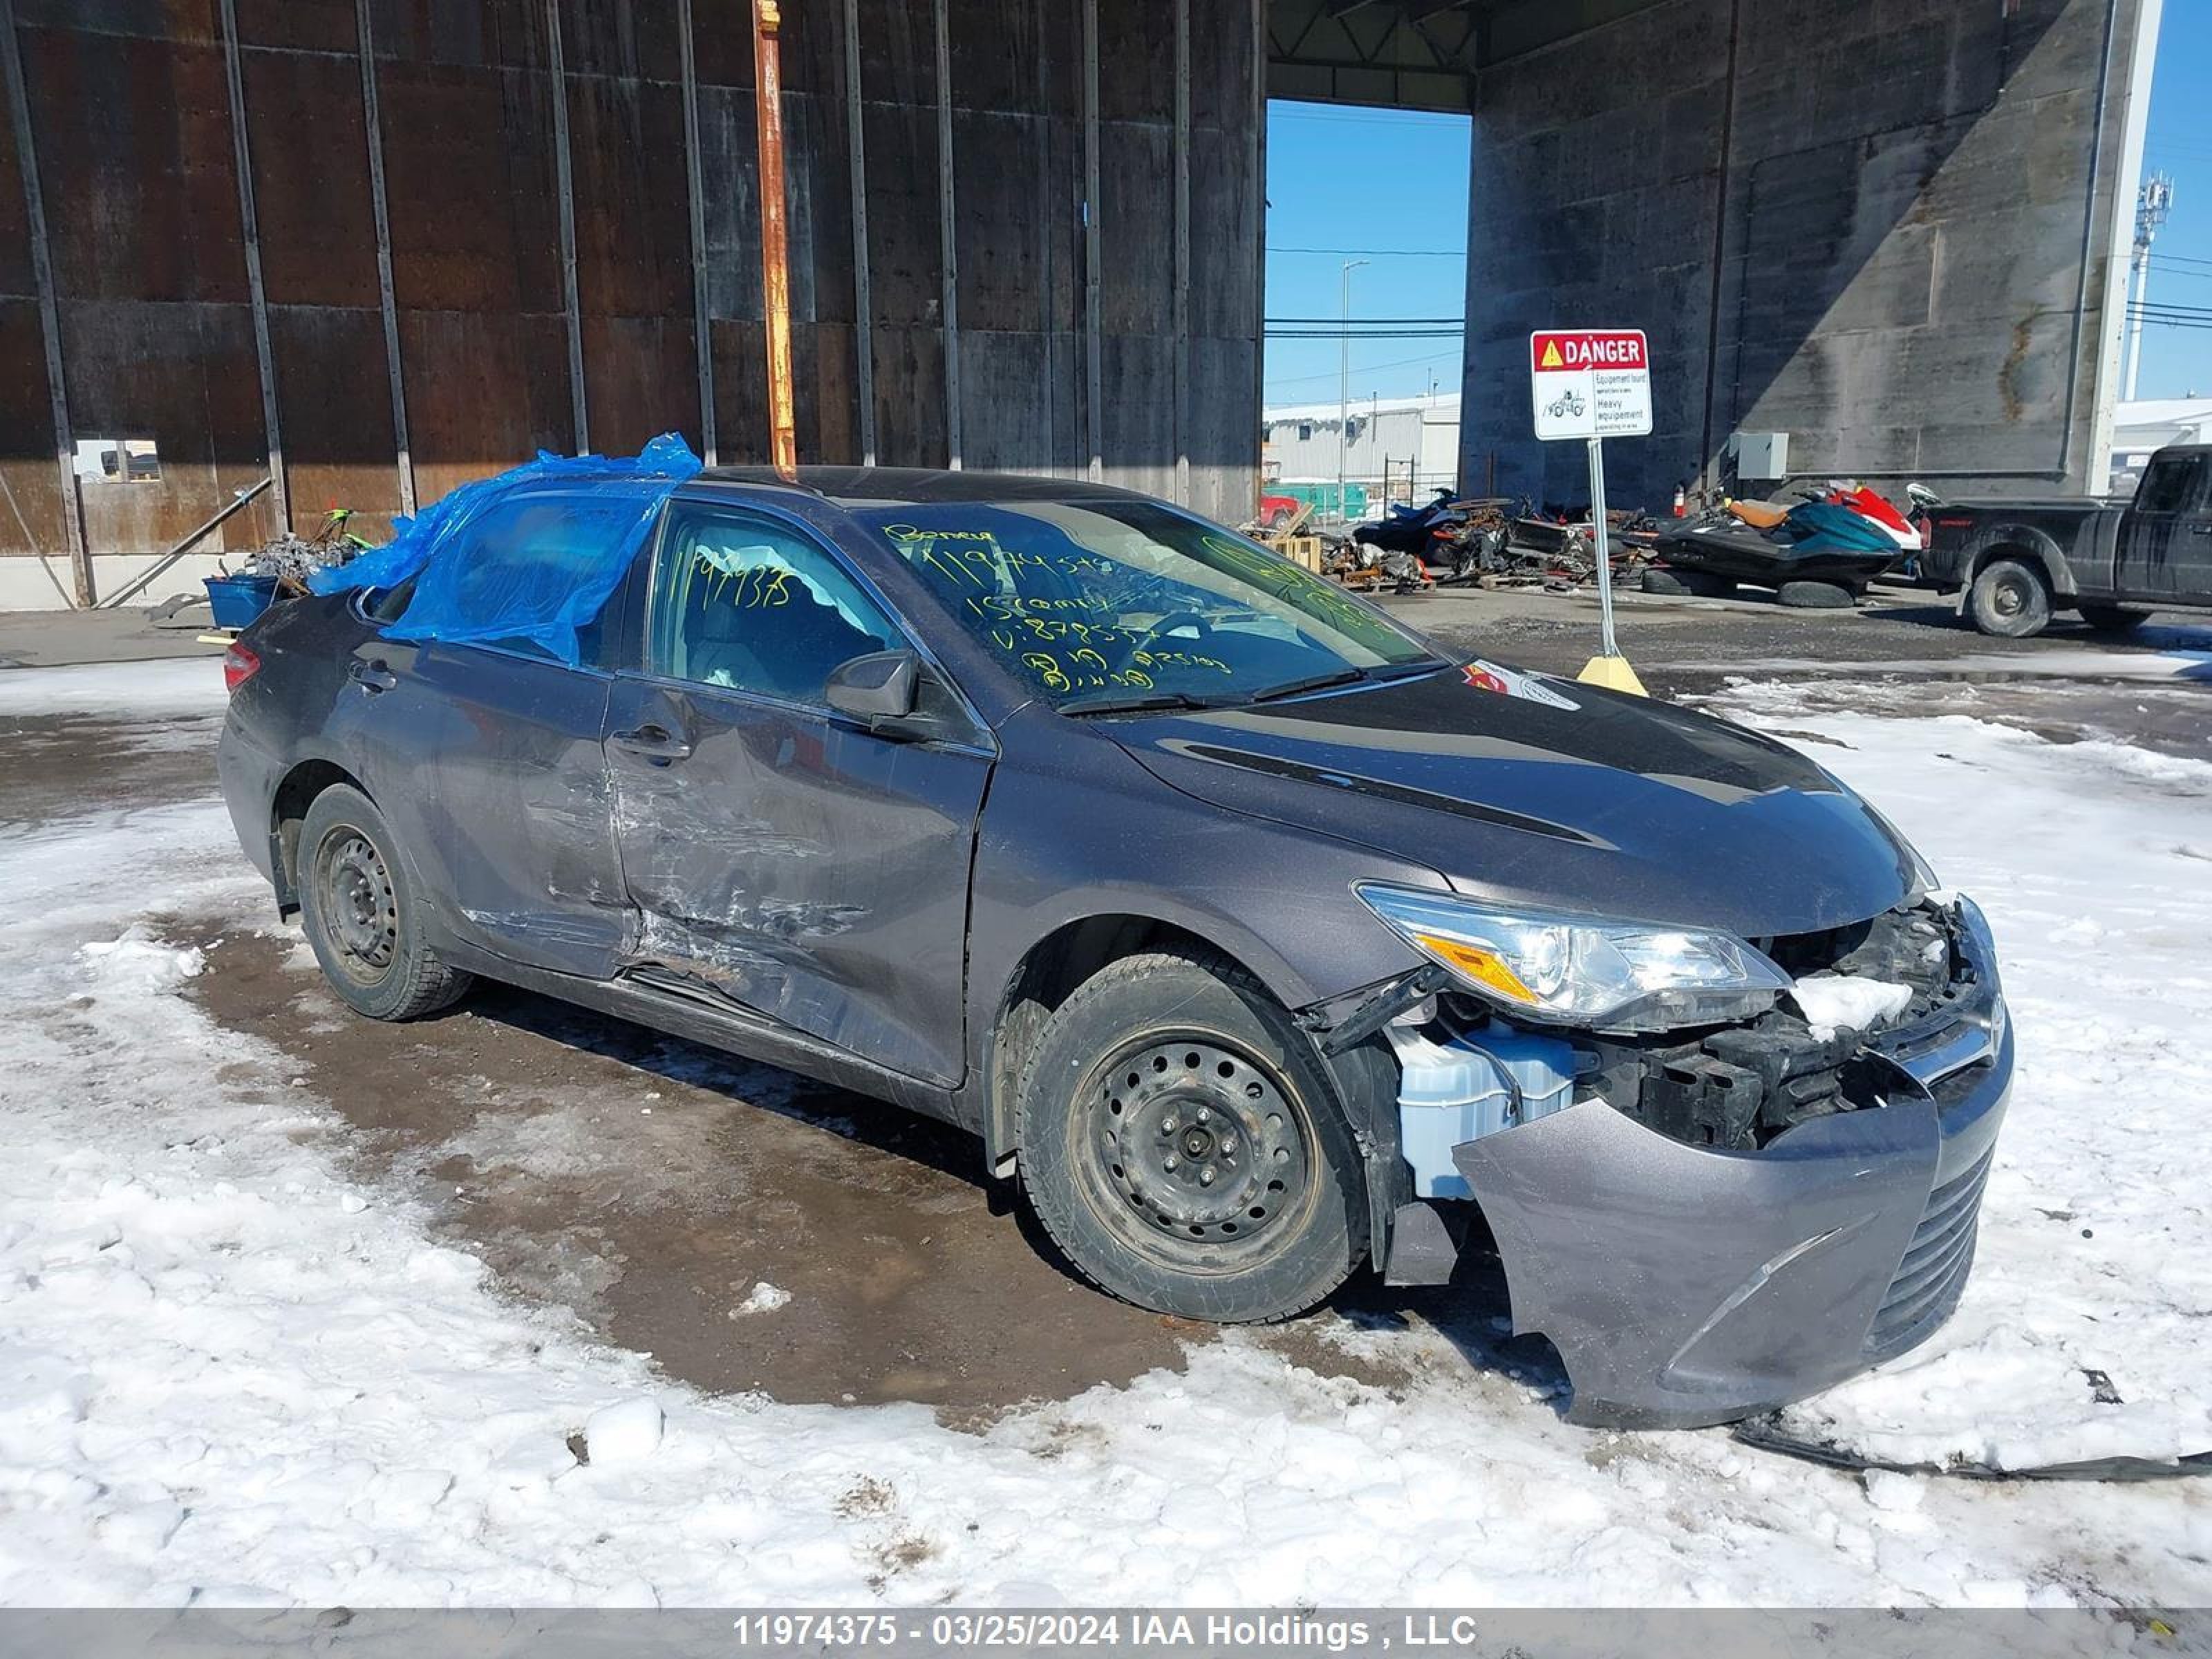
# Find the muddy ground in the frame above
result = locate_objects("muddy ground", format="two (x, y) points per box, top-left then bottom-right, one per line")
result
(3, 584), (2206, 1425)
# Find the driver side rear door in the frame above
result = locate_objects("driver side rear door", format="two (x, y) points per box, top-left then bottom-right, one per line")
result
(603, 500), (993, 1087)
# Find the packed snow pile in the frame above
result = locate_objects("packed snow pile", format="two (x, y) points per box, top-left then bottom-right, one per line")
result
(0, 657), (2206, 1609)
(1791, 973), (1914, 1041)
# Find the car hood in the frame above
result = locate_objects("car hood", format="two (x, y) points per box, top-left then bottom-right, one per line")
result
(1110, 664), (1919, 939)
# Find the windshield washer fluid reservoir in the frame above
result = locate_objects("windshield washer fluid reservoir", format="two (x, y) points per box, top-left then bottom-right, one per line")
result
(1389, 1022), (1576, 1199)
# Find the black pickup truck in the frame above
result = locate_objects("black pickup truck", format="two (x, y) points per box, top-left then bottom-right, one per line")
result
(1919, 444), (2212, 637)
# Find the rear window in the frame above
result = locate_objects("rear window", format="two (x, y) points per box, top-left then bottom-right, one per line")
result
(384, 487), (659, 666)
(2137, 455), (2204, 514)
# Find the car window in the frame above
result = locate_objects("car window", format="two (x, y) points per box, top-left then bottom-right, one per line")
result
(432, 488), (648, 666)
(860, 498), (1437, 706)
(2137, 456), (2203, 514)
(647, 506), (900, 705)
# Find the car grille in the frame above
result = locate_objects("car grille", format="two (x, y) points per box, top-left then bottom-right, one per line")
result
(1863, 1142), (1993, 1362)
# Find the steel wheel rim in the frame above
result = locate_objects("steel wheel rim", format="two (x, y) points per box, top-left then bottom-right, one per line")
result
(316, 828), (397, 982)
(1994, 574), (2027, 618)
(1074, 1033), (1314, 1271)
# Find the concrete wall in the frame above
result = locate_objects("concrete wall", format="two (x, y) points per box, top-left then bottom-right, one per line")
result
(1458, 0), (2159, 510)
(0, 0), (1264, 610)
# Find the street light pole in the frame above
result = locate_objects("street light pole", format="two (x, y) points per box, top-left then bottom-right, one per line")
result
(1337, 258), (1367, 522)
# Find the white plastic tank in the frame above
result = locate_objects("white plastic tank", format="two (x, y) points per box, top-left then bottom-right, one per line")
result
(1389, 1021), (1577, 1199)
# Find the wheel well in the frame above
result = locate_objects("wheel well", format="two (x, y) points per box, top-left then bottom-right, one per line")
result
(984, 915), (1268, 1172)
(270, 759), (364, 913)
(1969, 542), (2059, 597)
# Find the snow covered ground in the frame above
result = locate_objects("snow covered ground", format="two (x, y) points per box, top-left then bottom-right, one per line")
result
(0, 657), (2207, 1610)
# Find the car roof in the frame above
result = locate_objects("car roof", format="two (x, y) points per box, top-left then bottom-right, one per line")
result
(682, 465), (1161, 509)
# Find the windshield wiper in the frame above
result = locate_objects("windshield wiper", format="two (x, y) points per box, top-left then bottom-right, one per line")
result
(1246, 668), (1367, 703)
(1058, 689), (1236, 718)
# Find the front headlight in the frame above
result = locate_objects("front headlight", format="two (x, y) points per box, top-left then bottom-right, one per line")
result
(1354, 883), (1792, 1033)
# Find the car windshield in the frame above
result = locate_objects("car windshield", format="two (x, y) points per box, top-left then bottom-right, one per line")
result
(860, 498), (1441, 709)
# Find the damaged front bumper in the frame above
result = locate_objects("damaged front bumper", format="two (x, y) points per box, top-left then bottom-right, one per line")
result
(1447, 903), (2012, 1429)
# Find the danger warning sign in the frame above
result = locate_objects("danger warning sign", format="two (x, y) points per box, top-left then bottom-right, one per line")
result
(1530, 328), (1652, 440)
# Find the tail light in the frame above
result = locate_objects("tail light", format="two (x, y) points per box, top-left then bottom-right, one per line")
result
(223, 642), (261, 693)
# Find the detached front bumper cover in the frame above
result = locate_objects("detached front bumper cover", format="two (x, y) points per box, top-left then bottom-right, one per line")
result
(1456, 909), (2011, 1430)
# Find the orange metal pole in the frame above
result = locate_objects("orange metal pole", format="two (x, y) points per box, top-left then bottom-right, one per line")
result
(753, 0), (797, 480)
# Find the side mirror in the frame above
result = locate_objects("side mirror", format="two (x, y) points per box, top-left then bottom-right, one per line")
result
(825, 648), (920, 724)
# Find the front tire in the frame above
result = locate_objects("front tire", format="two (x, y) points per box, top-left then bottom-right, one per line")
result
(1015, 949), (1367, 1322)
(299, 783), (472, 1021)
(1966, 557), (2052, 638)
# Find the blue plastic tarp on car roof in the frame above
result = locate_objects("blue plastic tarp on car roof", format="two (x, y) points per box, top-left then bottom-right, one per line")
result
(310, 433), (702, 664)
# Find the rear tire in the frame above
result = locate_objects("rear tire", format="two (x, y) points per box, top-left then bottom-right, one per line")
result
(1965, 557), (2052, 638)
(2079, 603), (2149, 633)
(1643, 567), (1733, 598)
(1777, 579), (1855, 610)
(1015, 948), (1367, 1323)
(299, 784), (472, 1021)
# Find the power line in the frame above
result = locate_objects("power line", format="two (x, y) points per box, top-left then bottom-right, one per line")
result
(1268, 245), (1468, 259)
(1262, 348), (1463, 390)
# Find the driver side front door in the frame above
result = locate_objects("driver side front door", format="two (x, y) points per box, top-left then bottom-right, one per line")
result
(603, 503), (993, 1087)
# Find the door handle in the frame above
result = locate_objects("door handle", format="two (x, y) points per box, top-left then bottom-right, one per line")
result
(2188, 523), (2211, 536)
(611, 723), (693, 764)
(348, 658), (397, 693)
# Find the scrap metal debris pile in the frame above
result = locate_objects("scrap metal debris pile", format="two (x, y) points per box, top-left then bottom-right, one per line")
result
(1257, 479), (1928, 606)
(234, 509), (373, 592)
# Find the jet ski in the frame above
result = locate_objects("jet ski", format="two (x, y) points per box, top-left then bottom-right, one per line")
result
(1652, 498), (1903, 590)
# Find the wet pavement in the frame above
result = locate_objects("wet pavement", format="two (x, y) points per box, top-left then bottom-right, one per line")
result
(3, 584), (2207, 1424)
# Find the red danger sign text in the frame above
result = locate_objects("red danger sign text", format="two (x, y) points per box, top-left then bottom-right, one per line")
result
(1531, 331), (1648, 372)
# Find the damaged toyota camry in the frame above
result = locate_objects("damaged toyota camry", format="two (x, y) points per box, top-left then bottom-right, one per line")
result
(217, 462), (2011, 1428)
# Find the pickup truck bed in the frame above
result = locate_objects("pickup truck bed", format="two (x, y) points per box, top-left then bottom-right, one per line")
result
(1919, 445), (2212, 637)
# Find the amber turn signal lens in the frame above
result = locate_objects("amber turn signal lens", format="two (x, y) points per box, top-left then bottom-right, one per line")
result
(1411, 932), (1535, 1004)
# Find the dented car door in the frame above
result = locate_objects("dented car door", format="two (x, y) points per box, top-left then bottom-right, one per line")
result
(603, 501), (991, 1087)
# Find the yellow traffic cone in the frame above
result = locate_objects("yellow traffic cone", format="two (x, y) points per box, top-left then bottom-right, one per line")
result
(1577, 653), (1647, 695)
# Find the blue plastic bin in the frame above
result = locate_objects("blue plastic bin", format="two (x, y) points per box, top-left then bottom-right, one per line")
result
(204, 573), (279, 628)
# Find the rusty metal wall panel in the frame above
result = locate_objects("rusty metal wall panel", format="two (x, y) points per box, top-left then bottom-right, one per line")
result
(269, 301), (402, 527)
(868, 321), (948, 468)
(3, 0), (1266, 568)
(859, 98), (939, 328)
(15, 1), (217, 42)
(238, 46), (379, 308)
(375, 0), (545, 72)
(0, 298), (69, 559)
(398, 306), (573, 500)
(710, 315), (765, 462)
(61, 297), (280, 554)
(567, 73), (691, 318)
(0, 31), (32, 299)
(581, 312), (698, 456)
(553, 0), (679, 82)
(695, 81), (762, 321)
(21, 26), (246, 302)
(236, 0), (353, 52)
(1097, 0), (1171, 122)
(950, 109), (1044, 334)
(854, 0), (932, 105)
(798, 319), (861, 464)
(377, 64), (564, 312)
(1098, 119), (1170, 335)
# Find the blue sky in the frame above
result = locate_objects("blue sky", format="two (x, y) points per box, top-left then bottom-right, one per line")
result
(2137, 1), (2212, 398)
(1262, 7), (2207, 411)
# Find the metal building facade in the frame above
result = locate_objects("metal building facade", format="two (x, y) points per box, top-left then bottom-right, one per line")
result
(0, 0), (1265, 606)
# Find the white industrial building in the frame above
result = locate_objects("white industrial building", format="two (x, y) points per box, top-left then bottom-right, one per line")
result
(1259, 393), (1462, 514)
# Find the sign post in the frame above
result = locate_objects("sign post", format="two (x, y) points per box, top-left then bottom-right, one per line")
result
(1530, 328), (1652, 695)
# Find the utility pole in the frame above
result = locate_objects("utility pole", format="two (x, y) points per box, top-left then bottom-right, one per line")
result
(2126, 172), (2173, 403)
(1337, 258), (1366, 523)
(755, 0), (797, 479)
